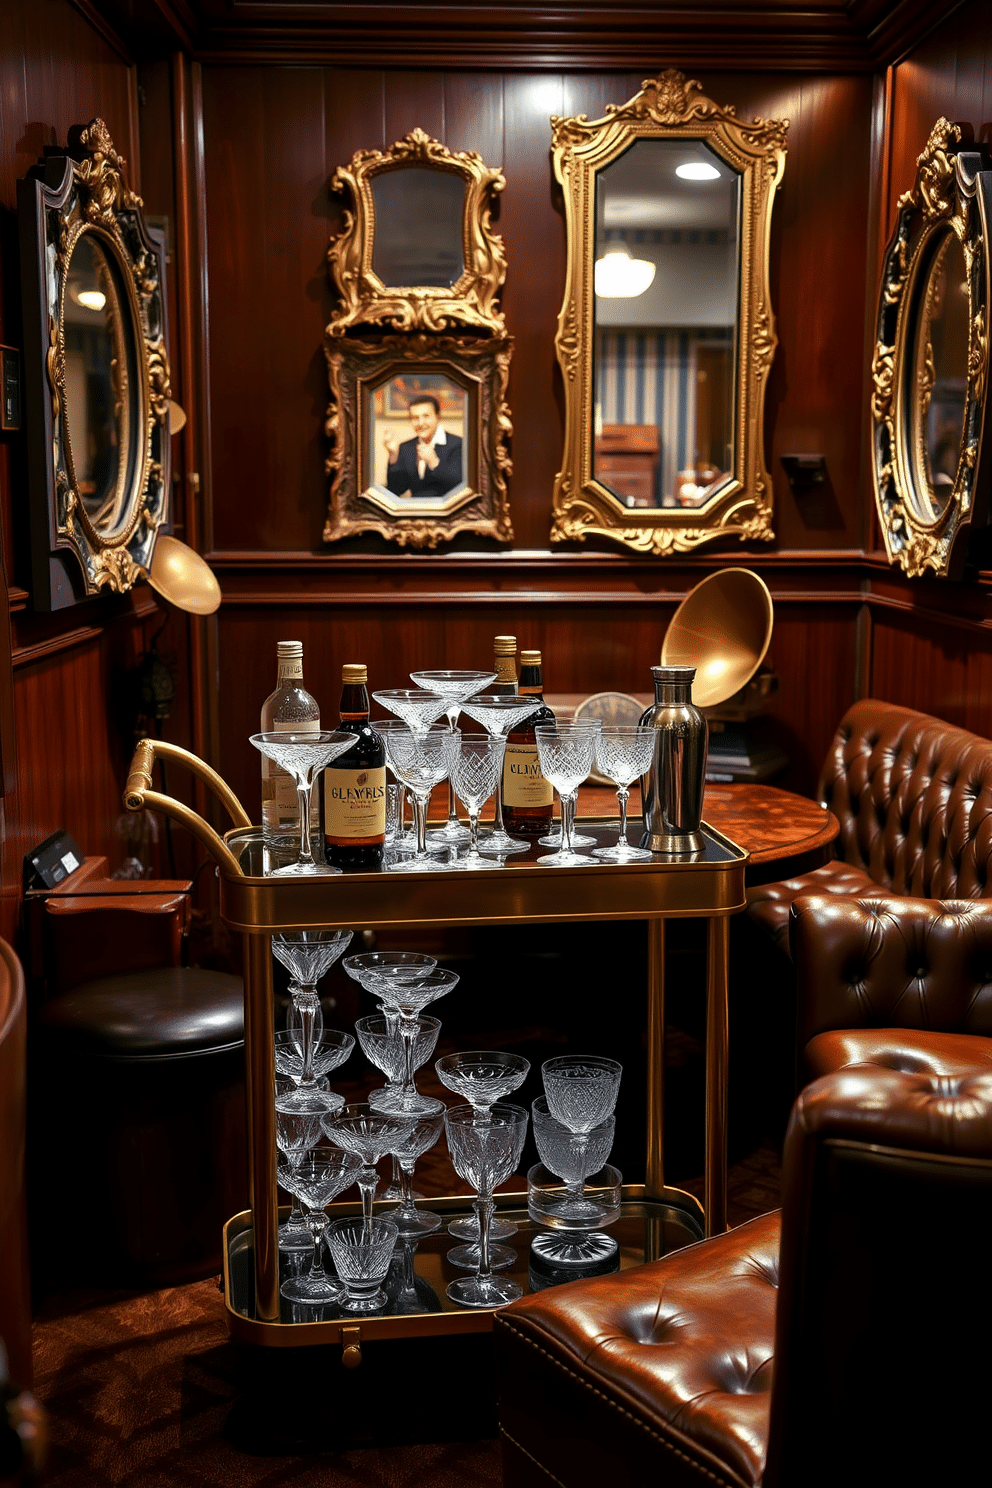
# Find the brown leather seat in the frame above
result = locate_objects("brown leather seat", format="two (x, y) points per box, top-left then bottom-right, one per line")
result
(746, 699), (992, 954)
(496, 1061), (992, 1488)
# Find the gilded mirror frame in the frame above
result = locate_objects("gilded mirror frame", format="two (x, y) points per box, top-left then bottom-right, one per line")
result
(871, 120), (992, 579)
(18, 119), (172, 611)
(326, 129), (507, 336)
(550, 70), (787, 556)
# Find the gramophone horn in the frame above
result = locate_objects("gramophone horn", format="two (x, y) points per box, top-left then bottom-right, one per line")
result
(661, 567), (773, 708)
(145, 535), (221, 616)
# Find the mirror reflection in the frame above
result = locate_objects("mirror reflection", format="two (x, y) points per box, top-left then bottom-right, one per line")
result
(593, 139), (741, 510)
(371, 166), (467, 287)
(912, 230), (970, 519)
(63, 232), (134, 534)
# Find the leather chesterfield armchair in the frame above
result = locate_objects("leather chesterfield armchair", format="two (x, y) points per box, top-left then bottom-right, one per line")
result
(496, 1059), (992, 1488)
(747, 698), (992, 955)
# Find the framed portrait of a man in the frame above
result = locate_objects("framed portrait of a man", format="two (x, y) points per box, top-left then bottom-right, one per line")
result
(324, 334), (513, 548)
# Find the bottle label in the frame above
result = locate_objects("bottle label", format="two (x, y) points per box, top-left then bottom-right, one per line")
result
(503, 744), (553, 807)
(277, 658), (304, 680)
(262, 719), (320, 822)
(495, 656), (517, 686)
(324, 766), (387, 839)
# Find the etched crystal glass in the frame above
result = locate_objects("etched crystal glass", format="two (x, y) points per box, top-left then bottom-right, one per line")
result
(274, 1029), (354, 1087)
(372, 688), (450, 734)
(325, 1216), (399, 1313)
(249, 730), (354, 876)
(458, 694), (542, 855)
(447, 732), (508, 870)
(539, 718), (603, 849)
(529, 1096), (621, 1263)
(347, 956), (456, 1114)
(436, 1050), (531, 1247)
(272, 930), (353, 1114)
(381, 725), (459, 873)
(375, 720), (425, 855)
(410, 669), (497, 846)
(386, 1101), (445, 1236)
(356, 1013), (441, 1114)
(593, 726), (657, 862)
(321, 1102), (416, 1220)
(274, 1096), (323, 1253)
(534, 722), (601, 867)
(542, 1055), (622, 1134)
(278, 1149), (362, 1303)
(444, 1102), (529, 1308)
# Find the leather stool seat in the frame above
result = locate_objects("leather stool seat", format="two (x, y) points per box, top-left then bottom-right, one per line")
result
(40, 967), (244, 1059)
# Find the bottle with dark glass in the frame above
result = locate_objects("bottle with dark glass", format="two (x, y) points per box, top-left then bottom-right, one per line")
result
(492, 635), (518, 695)
(322, 664), (386, 869)
(503, 649), (555, 836)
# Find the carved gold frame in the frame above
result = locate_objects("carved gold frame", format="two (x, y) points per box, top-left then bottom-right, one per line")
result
(871, 119), (992, 579)
(323, 334), (513, 549)
(18, 119), (172, 609)
(326, 128), (506, 336)
(550, 70), (787, 556)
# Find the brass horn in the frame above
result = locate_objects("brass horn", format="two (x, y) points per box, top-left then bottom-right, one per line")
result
(661, 568), (773, 709)
(144, 535), (221, 616)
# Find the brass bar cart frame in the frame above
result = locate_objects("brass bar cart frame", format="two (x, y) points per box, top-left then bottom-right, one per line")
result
(125, 740), (747, 1343)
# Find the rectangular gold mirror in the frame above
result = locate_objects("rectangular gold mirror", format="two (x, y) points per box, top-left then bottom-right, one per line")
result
(550, 71), (787, 556)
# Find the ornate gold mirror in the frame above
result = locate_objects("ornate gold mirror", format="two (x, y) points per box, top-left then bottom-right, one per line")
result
(872, 120), (992, 578)
(551, 71), (787, 555)
(18, 120), (172, 610)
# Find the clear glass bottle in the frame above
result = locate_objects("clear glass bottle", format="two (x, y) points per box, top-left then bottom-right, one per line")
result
(323, 664), (386, 870)
(492, 635), (518, 695)
(260, 640), (321, 847)
(503, 649), (555, 835)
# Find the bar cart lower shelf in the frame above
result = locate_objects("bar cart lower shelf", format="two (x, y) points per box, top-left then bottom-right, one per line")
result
(223, 1187), (705, 1351)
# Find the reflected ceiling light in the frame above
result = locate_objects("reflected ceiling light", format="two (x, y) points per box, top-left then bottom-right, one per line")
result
(594, 246), (656, 298)
(74, 288), (107, 311)
(676, 162), (721, 182)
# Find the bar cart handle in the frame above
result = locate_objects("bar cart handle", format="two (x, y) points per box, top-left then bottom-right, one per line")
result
(123, 737), (250, 878)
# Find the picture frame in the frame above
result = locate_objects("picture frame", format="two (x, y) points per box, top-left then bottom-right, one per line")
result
(324, 334), (514, 548)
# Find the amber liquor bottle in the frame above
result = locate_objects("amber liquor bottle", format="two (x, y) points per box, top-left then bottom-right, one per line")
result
(503, 650), (555, 836)
(492, 635), (518, 695)
(322, 664), (386, 869)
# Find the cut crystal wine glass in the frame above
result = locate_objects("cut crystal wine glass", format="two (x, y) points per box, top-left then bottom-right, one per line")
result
(278, 1148), (362, 1303)
(410, 669), (497, 846)
(249, 731), (354, 875)
(539, 718), (603, 849)
(380, 725), (459, 873)
(444, 1102), (529, 1309)
(447, 732), (508, 870)
(271, 930), (353, 1114)
(436, 1051), (531, 1247)
(325, 1216), (399, 1313)
(593, 726), (657, 862)
(386, 1101), (445, 1236)
(528, 1095), (621, 1265)
(457, 694), (542, 854)
(274, 1094), (323, 1253)
(534, 722), (601, 867)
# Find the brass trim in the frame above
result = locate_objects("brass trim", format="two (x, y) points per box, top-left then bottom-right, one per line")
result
(550, 70), (787, 556)
(123, 737), (250, 875)
(872, 119), (992, 579)
(326, 128), (506, 337)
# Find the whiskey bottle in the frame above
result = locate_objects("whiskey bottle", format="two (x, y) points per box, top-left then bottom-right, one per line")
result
(260, 641), (321, 847)
(492, 635), (518, 695)
(503, 649), (555, 835)
(323, 664), (386, 869)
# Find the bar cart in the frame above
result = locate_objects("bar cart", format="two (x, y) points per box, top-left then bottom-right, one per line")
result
(125, 738), (747, 1356)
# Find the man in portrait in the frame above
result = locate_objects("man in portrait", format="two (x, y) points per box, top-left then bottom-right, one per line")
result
(384, 394), (464, 499)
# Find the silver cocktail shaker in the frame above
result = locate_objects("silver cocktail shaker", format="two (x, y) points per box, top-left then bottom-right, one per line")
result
(639, 665), (707, 854)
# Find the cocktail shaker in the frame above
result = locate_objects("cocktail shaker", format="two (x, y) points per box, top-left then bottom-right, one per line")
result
(638, 665), (707, 854)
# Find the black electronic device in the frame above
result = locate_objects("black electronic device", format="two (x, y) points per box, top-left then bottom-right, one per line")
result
(23, 829), (84, 890)
(0, 346), (21, 432)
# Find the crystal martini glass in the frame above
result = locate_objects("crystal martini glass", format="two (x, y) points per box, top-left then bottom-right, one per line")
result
(272, 930), (354, 1114)
(381, 725), (459, 873)
(458, 693), (542, 855)
(409, 669), (497, 846)
(250, 730), (354, 875)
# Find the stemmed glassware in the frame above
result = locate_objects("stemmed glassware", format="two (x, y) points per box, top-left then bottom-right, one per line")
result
(321, 1102), (419, 1223)
(539, 718), (603, 851)
(249, 730), (354, 875)
(387, 1102), (446, 1236)
(528, 1096), (621, 1266)
(272, 930), (354, 1114)
(540, 1055), (622, 1219)
(380, 725), (459, 872)
(355, 1012), (441, 1115)
(444, 1103), (529, 1308)
(534, 721), (602, 867)
(458, 694), (542, 854)
(447, 733), (508, 870)
(278, 1148), (362, 1303)
(593, 726), (657, 862)
(375, 720), (426, 856)
(274, 1096), (323, 1253)
(372, 688), (450, 734)
(344, 952), (455, 1115)
(274, 1030), (354, 1089)
(410, 669), (497, 846)
(435, 1051), (531, 1249)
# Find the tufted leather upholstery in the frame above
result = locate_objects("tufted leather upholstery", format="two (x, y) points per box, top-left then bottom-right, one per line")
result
(746, 699), (992, 953)
(496, 1061), (992, 1488)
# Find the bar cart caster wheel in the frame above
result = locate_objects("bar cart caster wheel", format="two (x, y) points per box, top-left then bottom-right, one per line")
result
(341, 1327), (362, 1368)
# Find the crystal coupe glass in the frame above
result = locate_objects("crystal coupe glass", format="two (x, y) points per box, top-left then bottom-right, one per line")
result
(436, 1051), (531, 1246)
(274, 1096), (323, 1253)
(356, 1012), (441, 1116)
(272, 930), (353, 1115)
(529, 1095), (620, 1265)
(447, 732), (508, 870)
(444, 1102), (529, 1309)
(387, 1101), (445, 1236)
(457, 693), (542, 855)
(534, 721), (602, 867)
(381, 725), (459, 873)
(593, 726), (657, 862)
(278, 1148), (362, 1303)
(321, 1102), (419, 1222)
(249, 730), (354, 875)
(410, 669), (497, 846)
